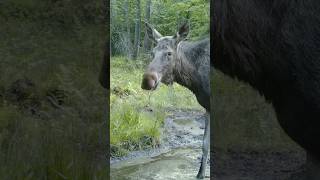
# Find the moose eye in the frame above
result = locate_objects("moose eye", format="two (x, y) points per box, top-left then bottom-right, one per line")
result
(167, 52), (172, 56)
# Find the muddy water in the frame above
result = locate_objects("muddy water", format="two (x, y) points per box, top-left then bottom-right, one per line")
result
(110, 110), (210, 180)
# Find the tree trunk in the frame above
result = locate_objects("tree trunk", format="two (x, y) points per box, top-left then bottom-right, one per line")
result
(124, 0), (132, 59)
(132, 0), (141, 60)
(143, 0), (152, 52)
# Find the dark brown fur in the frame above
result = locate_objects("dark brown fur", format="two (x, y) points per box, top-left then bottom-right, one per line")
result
(212, 0), (320, 179)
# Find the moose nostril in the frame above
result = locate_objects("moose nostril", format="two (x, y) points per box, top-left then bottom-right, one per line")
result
(151, 74), (157, 81)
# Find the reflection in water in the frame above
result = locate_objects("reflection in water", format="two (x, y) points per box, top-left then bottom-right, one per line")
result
(111, 148), (210, 180)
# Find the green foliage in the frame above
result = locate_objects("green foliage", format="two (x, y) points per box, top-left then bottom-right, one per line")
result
(111, 0), (209, 55)
(110, 56), (203, 156)
(151, 0), (209, 38)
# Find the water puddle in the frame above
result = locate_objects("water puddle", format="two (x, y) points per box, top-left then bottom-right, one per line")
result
(111, 147), (210, 180)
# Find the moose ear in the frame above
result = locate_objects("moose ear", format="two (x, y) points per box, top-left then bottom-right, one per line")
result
(145, 22), (163, 43)
(174, 22), (189, 43)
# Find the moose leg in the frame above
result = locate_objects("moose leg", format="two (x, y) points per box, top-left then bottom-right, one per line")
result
(305, 152), (320, 180)
(197, 112), (210, 179)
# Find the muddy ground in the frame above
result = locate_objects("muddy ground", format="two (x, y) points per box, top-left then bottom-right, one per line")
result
(110, 109), (210, 180)
(213, 149), (306, 180)
(110, 109), (306, 180)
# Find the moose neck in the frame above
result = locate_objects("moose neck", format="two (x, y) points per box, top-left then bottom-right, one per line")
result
(172, 39), (210, 111)
(173, 42), (203, 94)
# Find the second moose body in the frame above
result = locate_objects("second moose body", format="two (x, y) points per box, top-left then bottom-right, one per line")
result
(141, 22), (210, 179)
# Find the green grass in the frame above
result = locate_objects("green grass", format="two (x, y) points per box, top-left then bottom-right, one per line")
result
(110, 56), (203, 157)
(212, 71), (303, 152)
(0, 17), (107, 179)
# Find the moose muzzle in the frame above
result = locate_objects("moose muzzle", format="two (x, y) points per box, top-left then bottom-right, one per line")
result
(141, 72), (159, 90)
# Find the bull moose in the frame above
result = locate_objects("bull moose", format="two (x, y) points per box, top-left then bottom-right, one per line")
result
(141, 22), (210, 179)
(212, 0), (320, 179)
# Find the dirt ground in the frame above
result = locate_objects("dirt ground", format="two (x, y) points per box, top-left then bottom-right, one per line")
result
(110, 109), (210, 180)
(110, 109), (306, 180)
(212, 148), (306, 180)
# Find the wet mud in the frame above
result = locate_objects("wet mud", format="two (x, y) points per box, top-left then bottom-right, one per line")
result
(213, 148), (306, 180)
(110, 109), (210, 180)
